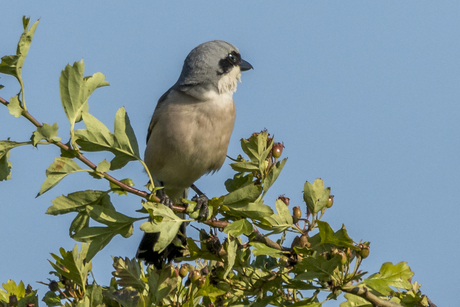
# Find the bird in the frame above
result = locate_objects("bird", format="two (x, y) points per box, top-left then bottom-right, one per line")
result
(136, 40), (253, 268)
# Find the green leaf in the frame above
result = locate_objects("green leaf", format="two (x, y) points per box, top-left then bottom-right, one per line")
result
(341, 293), (373, 307)
(223, 182), (262, 206)
(72, 205), (137, 260)
(0, 150), (12, 181)
(85, 205), (137, 231)
(250, 242), (283, 258)
(48, 244), (92, 291)
(96, 159), (111, 173)
(0, 140), (31, 180)
(43, 291), (62, 306)
(224, 173), (253, 193)
(112, 257), (146, 292)
(47, 190), (112, 215)
(183, 238), (221, 262)
(85, 284), (103, 307)
(69, 212), (90, 237)
(295, 255), (341, 282)
(7, 95), (23, 117)
(0, 140), (31, 159)
(230, 160), (260, 173)
(317, 221), (357, 249)
(0, 55), (20, 78)
(73, 227), (119, 262)
(16, 17), (40, 77)
(148, 265), (178, 305)
(110, 178), (134, 195)
(226, 198), (274, 220)
(140, 201), (185, 252)
(59, 60), (109, 126)
(75, 111), (139, 170)
(224, 219), (253, 237)
(31, 122), (61, 146)
(224, 237), (238, 279)
(114, 107), (140, 158)
(303, 179), (331, 215)
(0, 17), (39, 81)
(263, 158), (287, 194)
(257, 199), (293, 233)
(1, 279), (25, 298)
(38, 157), (90, 196)
(362, 262), (413, 295)
(104, 288), (140, 307)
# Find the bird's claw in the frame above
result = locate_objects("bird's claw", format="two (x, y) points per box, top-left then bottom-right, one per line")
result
(160, 195), (175, 210)
(191, 194), (209, 219)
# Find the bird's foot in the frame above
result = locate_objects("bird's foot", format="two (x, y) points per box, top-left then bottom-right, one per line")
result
(191, 194), (209, 219)
(160, 194), (174, 210)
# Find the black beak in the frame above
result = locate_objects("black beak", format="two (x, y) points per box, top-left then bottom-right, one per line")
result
(239, 59), (253, 71)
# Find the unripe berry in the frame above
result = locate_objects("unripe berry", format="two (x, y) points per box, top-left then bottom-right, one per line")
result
(179, 264), (189, 278)
(272, 142), (285, 159)
(198, 276), (206, 288)
(292, 206), (302, 219)
(326, 195), (334, 208)
(293, 206), (302, 223)
(190, 270), (201, 283)
(358, 243), (370, 259)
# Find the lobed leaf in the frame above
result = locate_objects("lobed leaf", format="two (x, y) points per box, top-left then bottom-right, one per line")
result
(75, 110), (139, 170)
(257, 199), (293, 233)
(0, 17), (39, 81)
(303, 179), (331, 215)
(38, 157), (91, 196)
(317, 221), (357, 250)
(224, 238), (238, 279)
(263, 158), (287, 194)
(31, 122), (61, 146)
(59, 60), (109, 127)
(226, 198), (274, 220)
(47, 190), (112, 215)
(7, 95), (22, 117)
(112, 257), (146, 292)
(362, 262), (413, 295)
(48, 244), (92, 291)
(140, 202), (185, 252)
(249, 242), (283, 258)
(224, 219), (253, 237)
(223, 182), (262, 206)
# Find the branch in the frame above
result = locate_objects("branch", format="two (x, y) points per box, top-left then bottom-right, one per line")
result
(342, 285), (402, 307)
(0, 95), (159, 202)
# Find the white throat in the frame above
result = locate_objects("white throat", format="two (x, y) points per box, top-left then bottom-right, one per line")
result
(218, 66), (242, 94)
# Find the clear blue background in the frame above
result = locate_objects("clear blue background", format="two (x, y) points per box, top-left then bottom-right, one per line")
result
(1, 1), (458, 306)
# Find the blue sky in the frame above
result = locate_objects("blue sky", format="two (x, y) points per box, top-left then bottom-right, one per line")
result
(1, 1), (458, 306)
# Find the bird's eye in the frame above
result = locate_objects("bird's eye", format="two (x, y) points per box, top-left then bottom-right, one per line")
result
(227, 53), (236, 63)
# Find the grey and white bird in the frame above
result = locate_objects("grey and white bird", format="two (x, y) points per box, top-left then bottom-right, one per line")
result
(136, 40), (252, 268)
